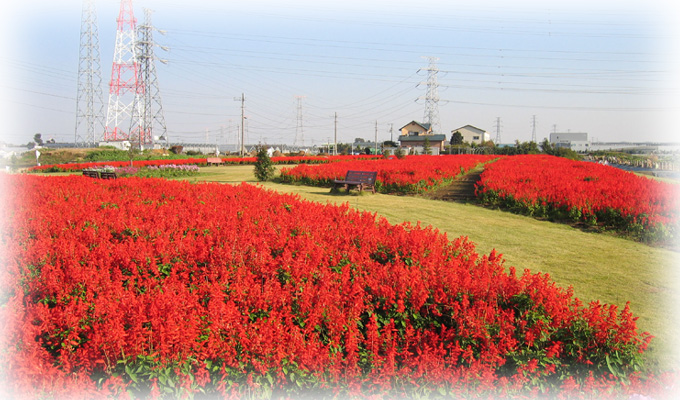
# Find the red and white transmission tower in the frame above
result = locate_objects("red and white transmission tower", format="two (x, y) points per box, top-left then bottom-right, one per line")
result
(104, 0), (142, 143)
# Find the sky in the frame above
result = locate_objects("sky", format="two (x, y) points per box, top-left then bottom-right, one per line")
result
(1, 0), (679, 148)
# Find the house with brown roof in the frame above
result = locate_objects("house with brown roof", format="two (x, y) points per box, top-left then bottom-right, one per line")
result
(398, 121), (447, 154)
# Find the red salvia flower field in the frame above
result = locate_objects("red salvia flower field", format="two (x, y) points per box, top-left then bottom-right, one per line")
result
(280, 154), (497, 194)
(475, 155), (680, 243)
(27, 154), (381, 173)
(0, 173), (672, 399)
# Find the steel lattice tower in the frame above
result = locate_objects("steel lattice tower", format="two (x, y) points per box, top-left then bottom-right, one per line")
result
(131, 8), (167, 147)
(294, 95), (305, 146)
(74, 0), (105, 147)
(495, 117), (502, 144)
(104, 0), (142, 143)
(420, 56), (442, 134)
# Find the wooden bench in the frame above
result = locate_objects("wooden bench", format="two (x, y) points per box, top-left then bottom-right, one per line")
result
(332, 170), (377, 194)
(99, 171), (117, 179)
(83, 170), (117, 179)
(83, 170), (99, 178)
(206, 157), (224, 166)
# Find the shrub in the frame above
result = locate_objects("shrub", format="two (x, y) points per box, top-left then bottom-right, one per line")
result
(169, 145), (183, 155)
(254, 147), (276, 181)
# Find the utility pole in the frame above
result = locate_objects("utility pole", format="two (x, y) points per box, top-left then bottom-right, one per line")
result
(374, 120), (378, 155)
(531, 115), (537, 143)
(389, 123), (394, 142)
(234, 93), (245, 156)
(75, 0), (105, 147)
(334, 112), (338, 156)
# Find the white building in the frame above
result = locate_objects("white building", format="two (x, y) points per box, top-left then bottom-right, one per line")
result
(550, 132), (590, 152)
(451, 125), (490, 145)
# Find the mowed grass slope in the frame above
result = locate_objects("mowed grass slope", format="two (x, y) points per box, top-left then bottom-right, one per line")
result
(179, 165), (680, 370)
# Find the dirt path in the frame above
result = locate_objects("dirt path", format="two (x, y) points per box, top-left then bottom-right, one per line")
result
(425, 165), (484, 203)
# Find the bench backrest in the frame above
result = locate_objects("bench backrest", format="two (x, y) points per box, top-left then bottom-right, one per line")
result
(345, 170), (377, 184)
(206, 157), (222, 163)
(100, 172), (117, 179)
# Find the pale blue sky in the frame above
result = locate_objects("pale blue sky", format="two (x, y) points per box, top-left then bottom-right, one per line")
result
(1, 0), (678, 146)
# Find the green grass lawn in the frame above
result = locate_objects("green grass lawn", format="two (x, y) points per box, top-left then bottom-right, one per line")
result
(35, 165), (680, 370)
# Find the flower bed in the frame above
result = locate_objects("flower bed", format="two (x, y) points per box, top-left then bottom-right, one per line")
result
(0, 174), (665, 399)
(28, 154), (381, 173)
(81, 164), (201, 179)
(280, 155), (497, 194)
(134, 164), (200, 178)
(475, 155), (680, 242)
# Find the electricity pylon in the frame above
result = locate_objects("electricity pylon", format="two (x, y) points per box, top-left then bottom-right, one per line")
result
(74, 0), (105, 147)
(131, 8), (168, 147)
(104, 0), (142, 143)
(495, 117), (502, 144)
(418, 56), (442, 134)
(294, 95), (305, 146)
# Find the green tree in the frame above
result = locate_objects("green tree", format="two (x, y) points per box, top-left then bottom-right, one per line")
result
(540, 138), (554, 154)
(337, 143), (352, 155)
(33, 133), (44, 146)
(125, 138), (141, 167)
(254, 147), (276, 181)
(539, 139), (581, 160)
(450, 131), (464, 145)
(423, 136), (432, 155)
(516, 140), (540, 154)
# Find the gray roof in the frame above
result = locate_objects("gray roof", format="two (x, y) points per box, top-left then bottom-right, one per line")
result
(452, 125), (486, 134)
(399, 134), (447, 143)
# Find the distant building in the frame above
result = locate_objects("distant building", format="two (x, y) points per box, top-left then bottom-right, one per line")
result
(550, 132), (590, 152)
(451, 125), (490, 145)
(398, 121), (446, 154)
(400, 121), (432, 136)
